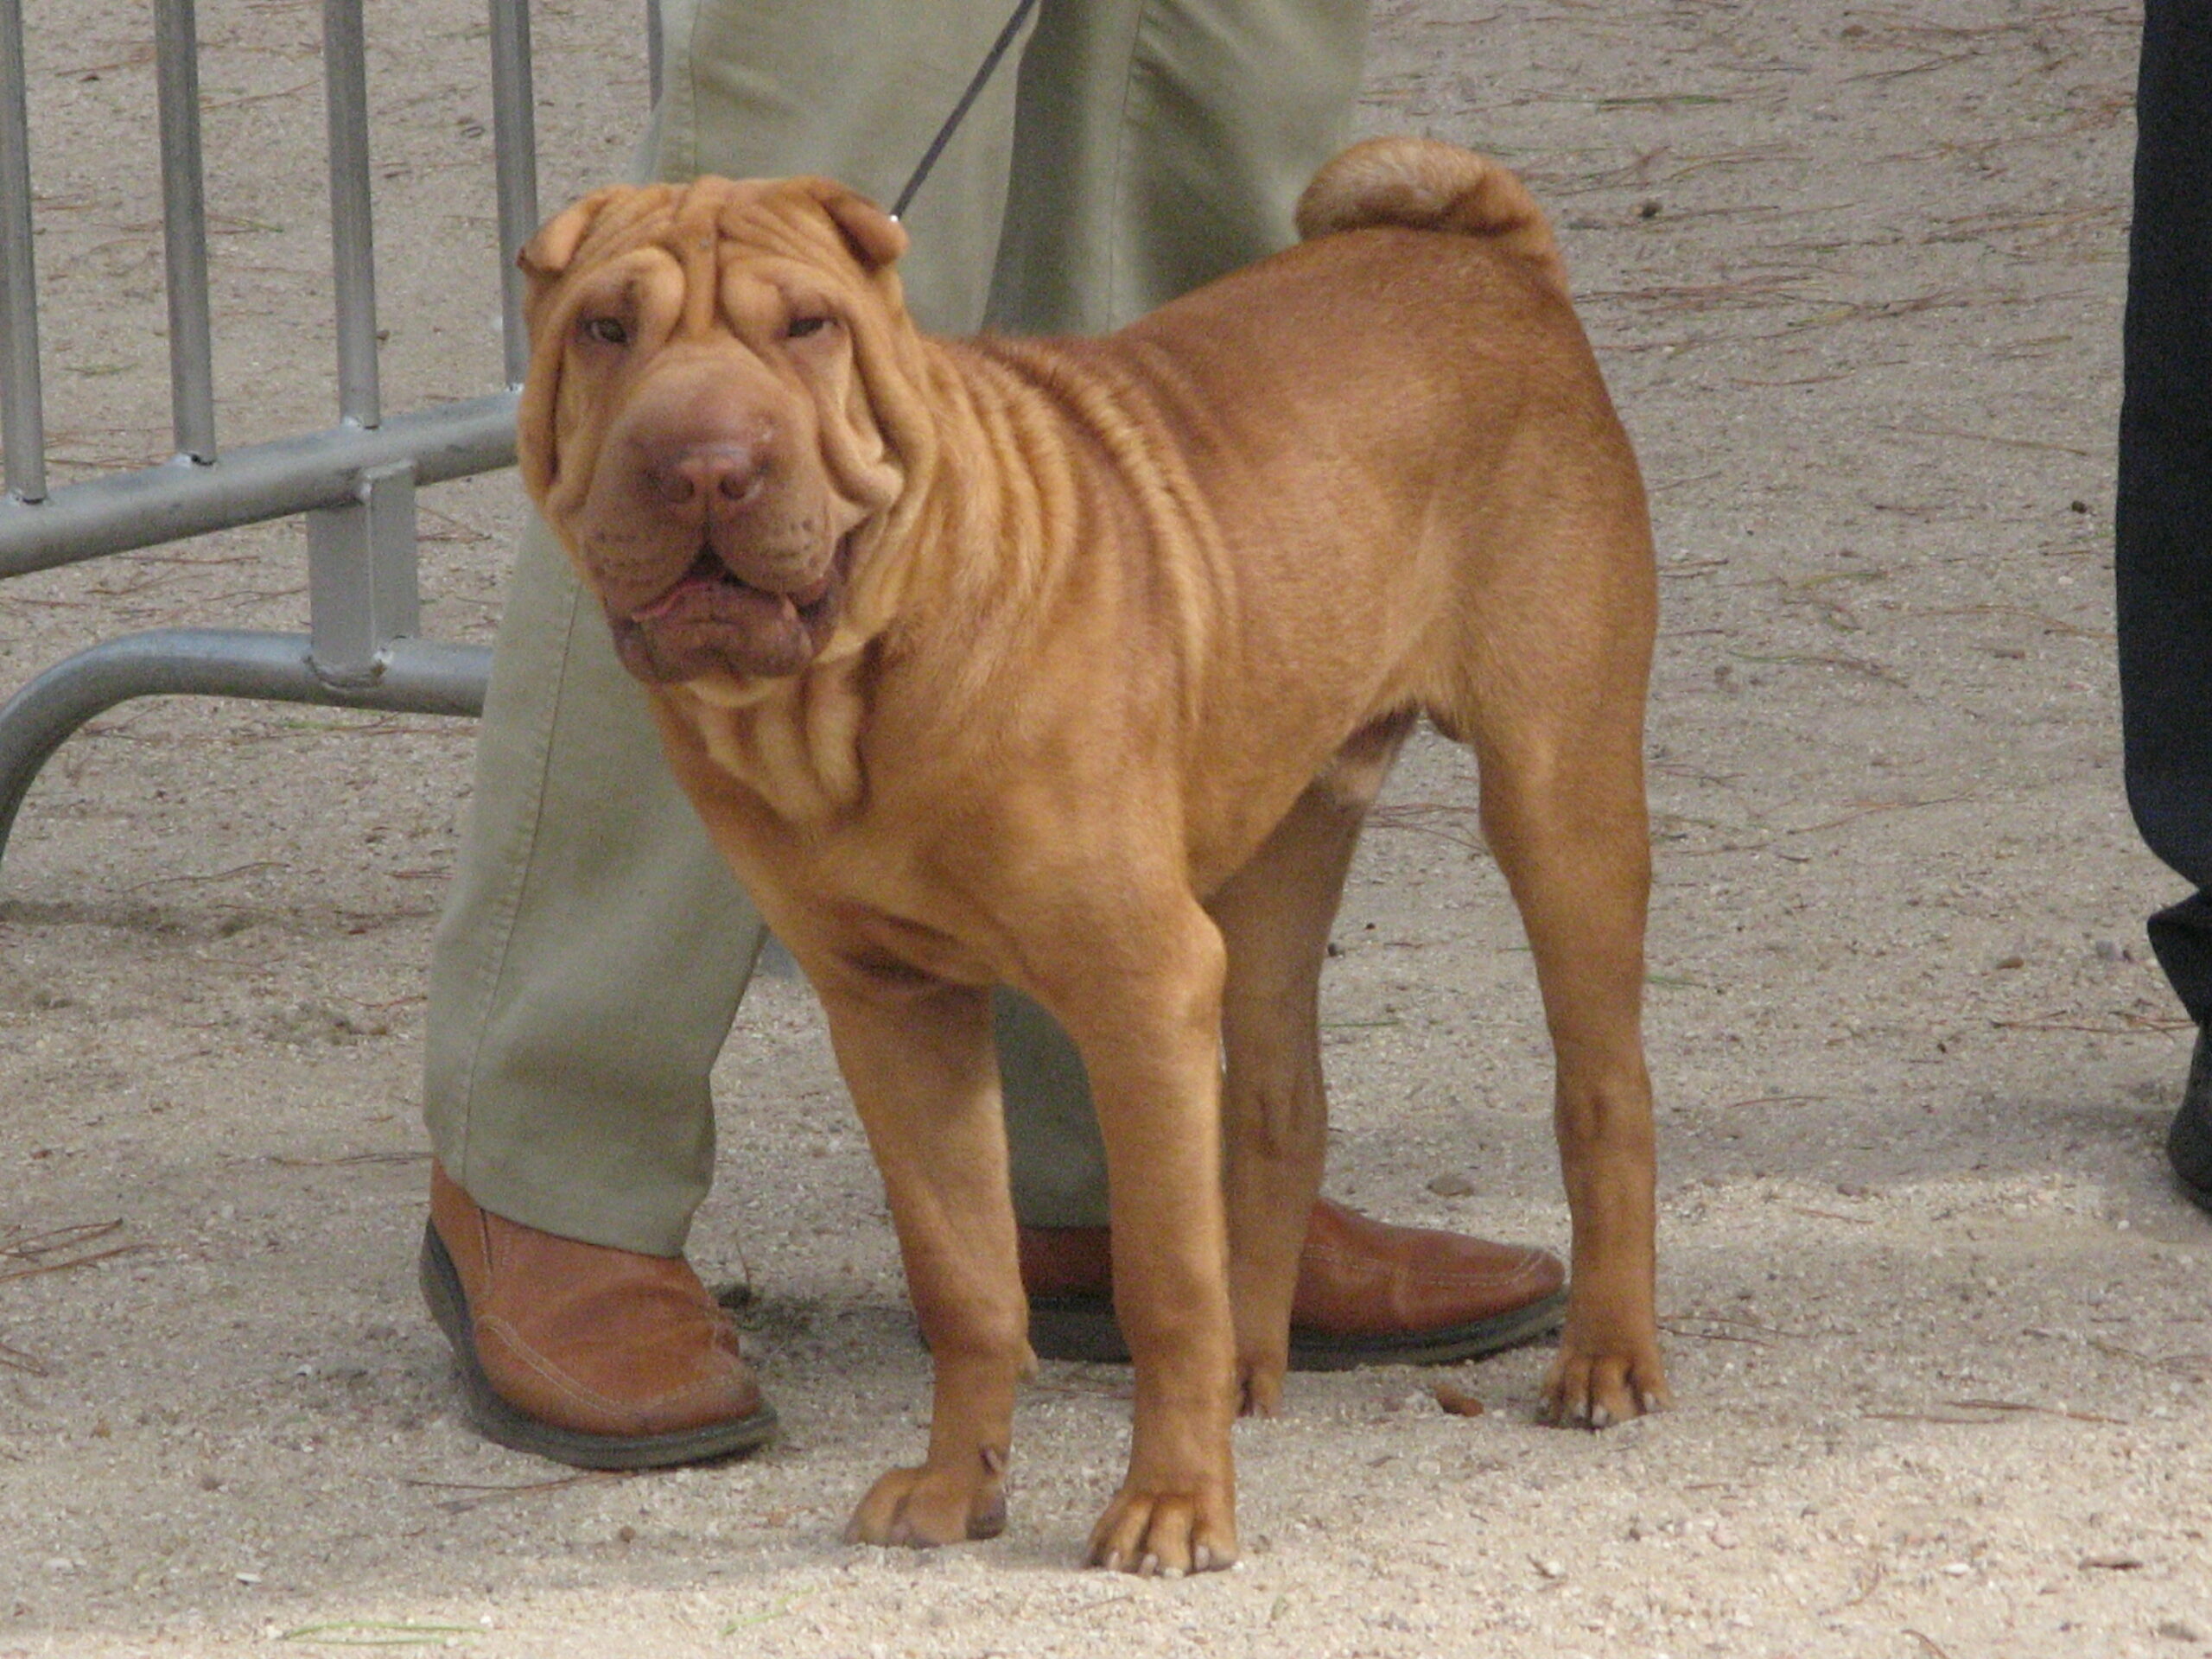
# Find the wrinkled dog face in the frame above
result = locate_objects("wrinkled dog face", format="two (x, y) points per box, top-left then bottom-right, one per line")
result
(516, 178), (912, 682)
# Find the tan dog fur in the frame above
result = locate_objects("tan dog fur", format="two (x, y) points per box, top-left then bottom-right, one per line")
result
(516, 137), (1669, 1574)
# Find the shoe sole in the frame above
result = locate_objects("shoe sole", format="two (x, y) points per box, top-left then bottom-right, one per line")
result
(1027, 1286), (1570, 1371)
(418, 1222), (778, 1471)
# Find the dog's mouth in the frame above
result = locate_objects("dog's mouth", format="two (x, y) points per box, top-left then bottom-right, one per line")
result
(607, 538), (850, 683)
(631, 548), (838, 624)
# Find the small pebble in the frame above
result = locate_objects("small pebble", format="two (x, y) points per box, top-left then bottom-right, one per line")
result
(1426, 1172), (1477, 1198)
(1432, 1382), (1486, 1417)
(2157, 1619), (2206, 1643)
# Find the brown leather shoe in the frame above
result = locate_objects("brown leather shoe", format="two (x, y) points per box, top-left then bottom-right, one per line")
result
(1019, 1197), (1567, 1370)
(421, 1163), (775, 1469)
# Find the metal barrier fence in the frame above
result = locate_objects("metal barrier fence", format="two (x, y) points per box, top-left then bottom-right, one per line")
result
(0, 0), (579, 867)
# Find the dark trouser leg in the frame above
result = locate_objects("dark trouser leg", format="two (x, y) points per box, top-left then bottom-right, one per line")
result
(2118, 0), (2212, 1027)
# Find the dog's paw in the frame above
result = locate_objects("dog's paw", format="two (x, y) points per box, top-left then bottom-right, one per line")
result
(1540, 1340), (1672, 1429)
(845, 1453), (1008, 1549)
(1236, 1354), (1287, 1419)
(1087, 1483), (1238, 1576)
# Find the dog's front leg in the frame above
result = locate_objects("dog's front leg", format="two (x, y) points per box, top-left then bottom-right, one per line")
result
(1039, 904), (1242, 1575)
(810, 962), (1031, 1549)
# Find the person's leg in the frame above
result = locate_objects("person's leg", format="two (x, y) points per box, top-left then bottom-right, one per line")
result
(419, 0), (1030, 1465)
(2117, 0), (2212, 1206)
(424, 0), (1028, 1252)
(423, 516), (757, 1254)
(988, 0), (1370, 1230)
(987, 0), (1368, 338)
(989, 0), (1568, 1364)
(651, 0), (1027, 328)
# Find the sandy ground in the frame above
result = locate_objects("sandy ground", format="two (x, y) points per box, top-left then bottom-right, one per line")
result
(3, 2), (2208, 1655)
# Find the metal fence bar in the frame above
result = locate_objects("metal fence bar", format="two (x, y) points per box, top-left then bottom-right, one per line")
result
(0, 393), (517, 576)
(488, 0), (538, 389)
(321, 0), (381, 428)
(0, 0), (602, 874)
(308, 460), (420, 685)
(0, 0), (45, 503)
(153, 0), (218, 463)
(0, 629), (490, 854)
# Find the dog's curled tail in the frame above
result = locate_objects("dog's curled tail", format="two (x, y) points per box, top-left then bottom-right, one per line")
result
(1294, 137), (1567, 296)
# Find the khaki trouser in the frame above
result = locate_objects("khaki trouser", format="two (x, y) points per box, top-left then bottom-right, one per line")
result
(422, 0), (1367, 1255)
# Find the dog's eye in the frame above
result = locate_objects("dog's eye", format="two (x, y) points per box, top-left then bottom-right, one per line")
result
(579, 315), (629, 346)
(785, 315), (832, 340)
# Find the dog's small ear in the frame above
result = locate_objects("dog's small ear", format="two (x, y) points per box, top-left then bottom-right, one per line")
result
(518, 187), (632, 286)
(797, 178), (909, 273)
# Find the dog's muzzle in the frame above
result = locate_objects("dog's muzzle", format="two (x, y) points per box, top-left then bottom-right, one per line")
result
(606, 537), (851, 683)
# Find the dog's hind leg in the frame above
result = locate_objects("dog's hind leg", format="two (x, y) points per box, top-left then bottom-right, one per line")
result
(1206, 712), (1412, 1416)
(1437, 525), (1669, 1427)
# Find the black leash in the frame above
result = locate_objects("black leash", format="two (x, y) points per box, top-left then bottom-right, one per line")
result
(888, 0), (1041, 221)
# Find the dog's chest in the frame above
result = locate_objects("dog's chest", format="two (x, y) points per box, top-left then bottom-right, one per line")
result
(672, 664), (867, 825)
(664, 674), (1000, 974)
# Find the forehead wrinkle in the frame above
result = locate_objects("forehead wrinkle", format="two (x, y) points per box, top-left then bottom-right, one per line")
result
(658, 183), (746, 336)
(678, 234), (721, 337)
(642, 179), (857, 338)
(716, 258), (790, 339)
(575, 183), (681, 264)
(721, 181), (860, 276)
(568, 246), (681, 346)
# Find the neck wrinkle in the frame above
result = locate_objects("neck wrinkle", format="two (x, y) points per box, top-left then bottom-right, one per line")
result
(844, 336), (1072, 697)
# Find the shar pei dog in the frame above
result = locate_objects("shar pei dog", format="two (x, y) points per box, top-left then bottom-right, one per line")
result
(514, 135), (1668, 1574)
